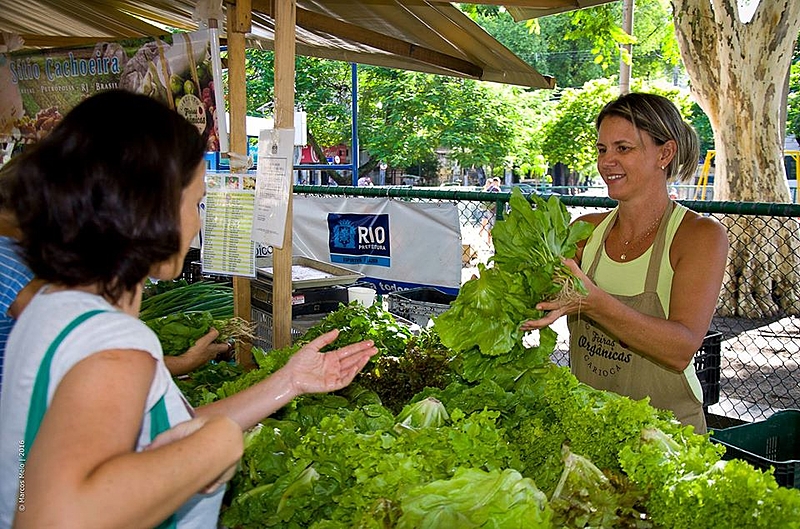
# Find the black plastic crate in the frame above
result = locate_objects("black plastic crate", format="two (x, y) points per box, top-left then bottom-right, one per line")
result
(695, 331), (722, 408)
(386, 287), (457, 327)
(710, 409), (800, 488)
(251, 281), (348, 317)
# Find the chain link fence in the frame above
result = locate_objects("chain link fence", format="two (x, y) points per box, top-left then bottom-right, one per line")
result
(295, 185), (800, 426)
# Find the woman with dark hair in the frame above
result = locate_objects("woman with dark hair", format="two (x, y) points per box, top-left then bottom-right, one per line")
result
(0, 158), (226, 386)
(522, 92), (728, 433)
(0, 90), (376, 528)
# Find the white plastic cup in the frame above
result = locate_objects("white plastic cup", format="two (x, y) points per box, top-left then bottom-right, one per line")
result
(348, 286), (376, 307)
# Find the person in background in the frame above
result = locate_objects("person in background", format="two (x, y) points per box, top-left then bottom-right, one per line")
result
(357, 174), (374, 187)
(483, 177), (501, 192)
(480, 177), (502, 245)
(0, 90), (377, 528)
(521, 92), (728, 433)
(0, 212), (39, 397)
(379, 161), (388, 185)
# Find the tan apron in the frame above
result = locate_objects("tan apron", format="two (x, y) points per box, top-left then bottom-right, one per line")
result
(567, 203), (706, 432)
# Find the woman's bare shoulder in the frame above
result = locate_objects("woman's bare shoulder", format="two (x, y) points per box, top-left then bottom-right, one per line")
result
(674, 210), (729, 259)
(679, 210), (728, 241)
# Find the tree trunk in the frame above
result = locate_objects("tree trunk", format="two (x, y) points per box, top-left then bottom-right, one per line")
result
(673, 0), (800, 317)
(717, 215), (800, 317)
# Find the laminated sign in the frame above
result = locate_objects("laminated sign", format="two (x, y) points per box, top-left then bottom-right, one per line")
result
(251, 128), (293, 248)
(201, 172), (256, 278)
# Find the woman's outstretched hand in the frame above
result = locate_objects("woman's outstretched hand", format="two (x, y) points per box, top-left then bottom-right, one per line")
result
(283, 329), (378, 397)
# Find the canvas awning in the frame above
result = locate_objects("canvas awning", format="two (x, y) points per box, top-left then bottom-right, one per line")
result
(0, 0), (562, 89)
(504, 0), (618, 21)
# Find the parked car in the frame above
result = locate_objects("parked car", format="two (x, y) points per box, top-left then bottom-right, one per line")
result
(501, 183), (534, 194)
(502, 183), (561, 196)
(398, 174), (423, 185)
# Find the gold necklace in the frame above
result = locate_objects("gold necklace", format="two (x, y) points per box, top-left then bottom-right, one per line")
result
(618, 214), (663, 261)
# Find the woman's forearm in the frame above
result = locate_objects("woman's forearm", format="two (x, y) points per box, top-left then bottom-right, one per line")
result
(582, 290), (702, 371)
(18, 415), (243, 529)
(195, 367), (298, 430)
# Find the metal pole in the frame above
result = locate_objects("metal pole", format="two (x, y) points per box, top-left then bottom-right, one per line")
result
(351, 62), (359, 186)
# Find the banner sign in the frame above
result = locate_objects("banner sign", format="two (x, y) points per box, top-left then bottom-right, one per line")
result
(0, 30), (220, 151)
(292, 196), (462, 295)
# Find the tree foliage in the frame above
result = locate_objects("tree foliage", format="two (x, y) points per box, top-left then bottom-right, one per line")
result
(244, 50), (352, 148)
(243, 48), (535, 178)
(562, 0), (681, 80)
(541, 78), (694, 176)
(237, 1), (700, 182)
(690, 102), (714, 160)
(358, 68), (529, 175)
(541, 78), (616, 175)
(469, 7), (604, 88)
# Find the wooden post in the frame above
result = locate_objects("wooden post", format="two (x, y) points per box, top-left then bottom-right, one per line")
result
(227, 0), (256, 369)
(272, 0), (296, 349)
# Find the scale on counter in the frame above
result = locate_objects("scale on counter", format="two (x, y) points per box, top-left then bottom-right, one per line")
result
(255, 256), (363, 289)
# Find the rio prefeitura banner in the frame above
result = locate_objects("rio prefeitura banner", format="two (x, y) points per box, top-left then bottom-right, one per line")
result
(290, 196), (463, 296)
(0, 30), (220, 151)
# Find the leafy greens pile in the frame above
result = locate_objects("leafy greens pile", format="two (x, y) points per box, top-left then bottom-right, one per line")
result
(196, 299), (800, 528)
(144, 311), (254, 356)
(140, 280), (253, 357)
(173, 190), (800, 527)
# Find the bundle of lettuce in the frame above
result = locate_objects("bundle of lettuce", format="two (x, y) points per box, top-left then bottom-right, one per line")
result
(436, 187), (592, 363)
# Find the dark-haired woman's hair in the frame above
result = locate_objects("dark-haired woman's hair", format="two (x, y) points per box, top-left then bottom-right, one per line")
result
(596, 92), (700, 183)
(0, 155), (21, 210)
(10, 90), (207, 303)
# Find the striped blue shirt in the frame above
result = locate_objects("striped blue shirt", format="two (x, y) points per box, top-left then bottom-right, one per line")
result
(0, 237), (33, 396)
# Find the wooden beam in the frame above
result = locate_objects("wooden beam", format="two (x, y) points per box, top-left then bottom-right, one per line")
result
(18, 35), (113, 48)
(229, 0), (252, 33)
(226, 0), (255, 369)
(271, 0), (295, 350)
(251, 0), (482, 79)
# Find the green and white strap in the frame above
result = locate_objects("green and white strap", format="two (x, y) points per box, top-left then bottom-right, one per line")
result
(22, 309), (177, 529)
(23, 309), (107, 456)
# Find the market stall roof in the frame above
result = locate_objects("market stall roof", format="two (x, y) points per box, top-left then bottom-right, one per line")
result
(504, 0), (618, 21)
(0, 0), (564, 89)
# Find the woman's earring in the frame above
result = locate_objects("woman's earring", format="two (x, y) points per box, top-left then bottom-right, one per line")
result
(660, 165), (665, 170)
